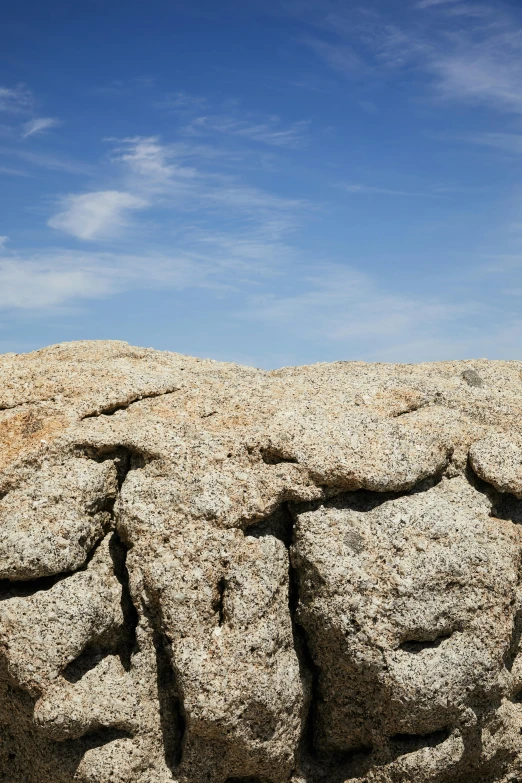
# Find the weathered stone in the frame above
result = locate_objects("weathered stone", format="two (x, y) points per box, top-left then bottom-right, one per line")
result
(0, 458), (117, 580)
(2, 342), (522, 782)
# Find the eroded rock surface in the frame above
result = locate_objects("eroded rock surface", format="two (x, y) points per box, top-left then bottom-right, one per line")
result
(2, 342), (522, 782)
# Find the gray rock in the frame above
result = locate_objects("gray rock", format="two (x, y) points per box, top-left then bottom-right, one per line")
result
(2, 342), (522, 782)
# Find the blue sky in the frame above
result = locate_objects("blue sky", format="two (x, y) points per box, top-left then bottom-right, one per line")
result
(2, 0), (522, 366)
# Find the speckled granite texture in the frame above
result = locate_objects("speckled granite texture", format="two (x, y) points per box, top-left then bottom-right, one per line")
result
(2, 341), (522, 783)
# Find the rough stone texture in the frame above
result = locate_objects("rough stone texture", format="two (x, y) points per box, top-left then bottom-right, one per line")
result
(3, 343), (522, 782)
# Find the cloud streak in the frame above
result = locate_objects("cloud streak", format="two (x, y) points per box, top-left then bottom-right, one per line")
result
(0, 240), (278, 311)
(292, 2), (522, 117)
(108, 135), (309, 236)
(0, 85), (33, 114)
(1, 147), (94, 175)
(184, 114), (310, 147)
(338, 183), (439, 197)
(301, 37), (363, 77)
(22, 117), (60, 138)
(241, 263), (495, 362)
(48, 191), (148, 240)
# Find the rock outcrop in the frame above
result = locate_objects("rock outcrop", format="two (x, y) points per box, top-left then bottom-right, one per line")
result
(2, 341), (522, 782)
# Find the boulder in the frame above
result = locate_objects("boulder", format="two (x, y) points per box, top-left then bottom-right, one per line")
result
(2, 342), (522, 782)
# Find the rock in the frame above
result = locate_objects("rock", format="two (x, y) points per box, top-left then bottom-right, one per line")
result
(0, 458), (117, 580)
(292, 478), (520, 765)
(2, 343), (522, 782)
(470, 434), (522, 497)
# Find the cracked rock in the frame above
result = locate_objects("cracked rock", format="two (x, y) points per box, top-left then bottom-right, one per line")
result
(3, 343), (522, 782)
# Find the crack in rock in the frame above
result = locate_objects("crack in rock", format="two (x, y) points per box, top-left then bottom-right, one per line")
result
(81, 388), (180, 419)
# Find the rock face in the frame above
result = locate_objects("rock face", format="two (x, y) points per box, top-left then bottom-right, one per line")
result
(2, 343), (522, 783)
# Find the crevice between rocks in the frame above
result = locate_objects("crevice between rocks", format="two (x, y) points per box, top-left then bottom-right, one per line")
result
(81, 388), (180, 419)
(246, 501), (368, 774)
(0, 397), (56, 412)
(214, 577), (227, 627)
(466, 458), (522, 527)
(0, 533), (107, 602)
(109, 533), (139, 672)
(0, 446), (144, 683)
(241, 466), (466, 777)
(76, 444), (151, 489)
(391, 396), (439, 418)
(61, 447), (143, 682)
(143, 599), (186, 772)
(0, 443), (151, 769)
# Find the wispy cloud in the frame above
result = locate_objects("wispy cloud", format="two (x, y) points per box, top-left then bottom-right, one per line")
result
(1, 147), (94, 175)
(338, 182), (436, 197)
(153, 91), (311, 148)
(301, 37), (364, 77)
(416, 0), (459, 8)
(154, 91), (207, 112)
(184, 114), (310, 148)
(458, 132), (522, 156)
(0, 239), (280, 311)
(242, 263), (487, 361)
(0, 236), (8, 249)
(0, 164), (30, 177)
(89, 77), (155, 97)
(111, 135), (197, 187)
(428, 23), (522, 114)
(48, 191), (148, 240)
(0, 85), (33, 114)
(109, 135), (309, 231)
(396, 5), (522, 114)
(21, 117), (60, 138)
(291, 2), (522, 118)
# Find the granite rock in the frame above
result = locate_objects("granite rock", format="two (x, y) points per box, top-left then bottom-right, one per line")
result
(2, 342), (522, 782)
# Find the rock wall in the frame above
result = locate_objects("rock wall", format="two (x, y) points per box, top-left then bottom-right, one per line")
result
(2, 341), (522, 782)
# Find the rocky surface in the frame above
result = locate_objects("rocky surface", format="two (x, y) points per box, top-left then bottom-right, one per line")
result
(2, 342), (522, 782)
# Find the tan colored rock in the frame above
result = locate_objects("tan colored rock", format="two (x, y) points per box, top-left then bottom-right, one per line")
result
(0, 458), (117, 580)
(2, 343), (522, 782)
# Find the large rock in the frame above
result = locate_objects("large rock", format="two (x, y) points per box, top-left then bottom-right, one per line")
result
(2, 342), (522, 782)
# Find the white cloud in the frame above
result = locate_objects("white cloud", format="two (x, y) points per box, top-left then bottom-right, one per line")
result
(21, 117), (60, 138)
(185, 115), (310, 148)
(0, 164), (31, 177)
(0, 236), (7, 249)
(246, 265), (469, 337)
(242, 264), (488, 361)
(338, 183), (431, 197)
(396, 5), (522, 114)
(430, 43), (522, 114)
(0, 252), (189, 310)
(2, 147), (94, 175)
(416, 0), (458, 8)
(301, 37), (363, 77)
(89, 77), (156, 97)
(0, 239), (278, 312)
(112, 136), (196, 186)
(459, 132), (522, 155)
(0, 85), (32, 114)
(291, 2), (522, 117)
(0, 258), (112, 309)
(107, 136), (309, 236)
(154, 91), (207, 112)
(48, 191), (148, 240)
